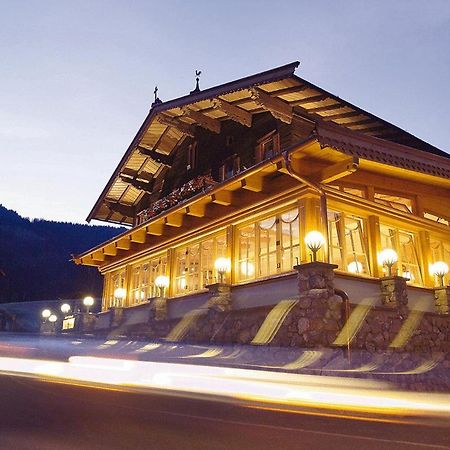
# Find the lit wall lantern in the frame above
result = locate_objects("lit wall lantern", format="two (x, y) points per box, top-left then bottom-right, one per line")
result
(305, 231), (325, 262)
(214, 257), (231, 283)
(114, 287), (126, 306)
(155, 275), (170, 297)
(378, 248), (398, 277)
(83, 295), (95, 313)
(347, 261), (363, 274)
(430, 261), (449, 287)
(60, 303), (71, 315)
(41, 309), (51, 320)
(48, 314), (57, 323)
(240, 261), (255, 277)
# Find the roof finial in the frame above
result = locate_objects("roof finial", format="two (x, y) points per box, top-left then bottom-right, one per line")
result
(190, 70), (202, 94)
(152, 85), (162, 107)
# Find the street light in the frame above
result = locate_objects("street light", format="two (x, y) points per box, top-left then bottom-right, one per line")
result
(41, 309), (51, 320)
(305, 231), (325, 262)
(48, 314), (57, 323)
(155, 275), (169, 298)
(214, 257), (231, 283)
(430, 261), (449, 287)
(61, 303), (71, 315)
(378, 248), (398, 277)
(83, 296), (94, 314)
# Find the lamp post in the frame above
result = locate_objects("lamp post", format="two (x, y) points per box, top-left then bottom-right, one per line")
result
(155, 275), (170, 298)
(113, 288), (126, 307)
(305, 231), (325, 262)
(379, 248), (398, 277)
(214, 257), (231, 283)
(430, 261), (449, 287)
(83, 296), (94, 314)
(41, 309), (51, 321)
(60, 303), (71, 316)
(48, 314), (57, 324)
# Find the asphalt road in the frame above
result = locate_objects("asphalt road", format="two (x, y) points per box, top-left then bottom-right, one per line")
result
(0, 375), (448, 450)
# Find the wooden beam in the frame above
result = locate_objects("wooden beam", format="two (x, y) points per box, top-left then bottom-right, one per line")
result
(136, 145), (174, 167)
(291, 94), (329, 106)
(105, 201), (135, 218)
(120, 173), (155, 192)
(130, 229), (147, 244)
(320, 111), (361, 121)
(146, 222), (165, 236)
(249, 87), (293, 124)
(91, 251), (105, 262)
(185, 203), (207, 218)
(182, 107), (221, 134)
(211, 190), (233, 206)
(103, 244), (117, 257)
(212, 98), (252, 127)
(312, 157), (359, 184)
(156, 113), (195, 137)
(241, 174), (264, 192)
(115, 238), (131, 250)
(165, 213), (184, 227)
(270, 84), (308, 96)
(305, 103), (343, 114)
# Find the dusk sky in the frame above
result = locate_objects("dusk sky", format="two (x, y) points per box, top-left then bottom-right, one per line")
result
(1, 0), (449, 224)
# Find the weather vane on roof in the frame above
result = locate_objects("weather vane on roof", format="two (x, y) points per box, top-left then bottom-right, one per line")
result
(190, 70), (202, 94)
(152, 85), (162, 107)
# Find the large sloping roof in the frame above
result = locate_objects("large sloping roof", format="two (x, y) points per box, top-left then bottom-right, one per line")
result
(88, 61), (449, 226)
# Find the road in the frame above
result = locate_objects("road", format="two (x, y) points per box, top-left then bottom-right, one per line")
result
(0, 375), (448, 450)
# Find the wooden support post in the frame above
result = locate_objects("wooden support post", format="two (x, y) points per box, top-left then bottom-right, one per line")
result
(367, 215), (381, 278)
(419, 231), (433, 287)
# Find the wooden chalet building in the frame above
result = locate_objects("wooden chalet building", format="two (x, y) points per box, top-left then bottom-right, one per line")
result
(75, 62), (450, 316)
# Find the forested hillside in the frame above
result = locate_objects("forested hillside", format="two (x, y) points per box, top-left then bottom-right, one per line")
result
(0, 205), (125, 302)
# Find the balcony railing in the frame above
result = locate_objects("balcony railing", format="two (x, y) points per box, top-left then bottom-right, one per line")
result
(137, 174), (216, 225)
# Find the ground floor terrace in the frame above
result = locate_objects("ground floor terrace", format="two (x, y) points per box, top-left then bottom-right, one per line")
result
(100, 183), (449, 313)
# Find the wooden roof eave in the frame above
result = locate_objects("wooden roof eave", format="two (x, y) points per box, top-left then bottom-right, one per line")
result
(75, 137), (316, 265)
(86, 62), (301, 224)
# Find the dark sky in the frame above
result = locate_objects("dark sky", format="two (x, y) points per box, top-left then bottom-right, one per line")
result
(1, 0), (449, 223)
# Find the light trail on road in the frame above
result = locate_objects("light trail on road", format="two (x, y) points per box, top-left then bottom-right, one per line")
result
(0, 355), (448, 421)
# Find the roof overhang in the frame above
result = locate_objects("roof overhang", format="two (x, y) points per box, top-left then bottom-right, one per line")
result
(88, 61), (449, 226)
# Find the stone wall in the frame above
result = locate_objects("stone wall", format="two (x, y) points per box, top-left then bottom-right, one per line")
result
(92, 262), (449, 355)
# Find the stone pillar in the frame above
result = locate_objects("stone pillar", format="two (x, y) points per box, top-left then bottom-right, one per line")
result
(74, 313), (96, 333)
(380, 276), (408, 310)
(206, 283), (232, 312)
(433, 287), (449, 315)
(110, 307), (125, 327)
(293, 262), (342, 347)
(154, 297), (168, 321)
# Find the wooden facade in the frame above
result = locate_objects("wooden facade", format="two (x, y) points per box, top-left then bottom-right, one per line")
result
(74, 62), (450, 311)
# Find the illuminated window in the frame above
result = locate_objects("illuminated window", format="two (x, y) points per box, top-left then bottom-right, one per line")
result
(327, 210), (370, 275)
(237, 208), (300, 281)
(255, 131), (280, 163)
(430, 238), (450, 264)
(424, 211), (449, 226)
(374, 192), (414, 214)
(174, 233), (226, 295)
(130, 256), (167, 303)
(108, 270), (126, 307)
(380, 224), (423, 284)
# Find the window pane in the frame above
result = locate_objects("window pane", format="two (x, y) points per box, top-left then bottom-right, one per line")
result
(238, 224), (255, 281)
